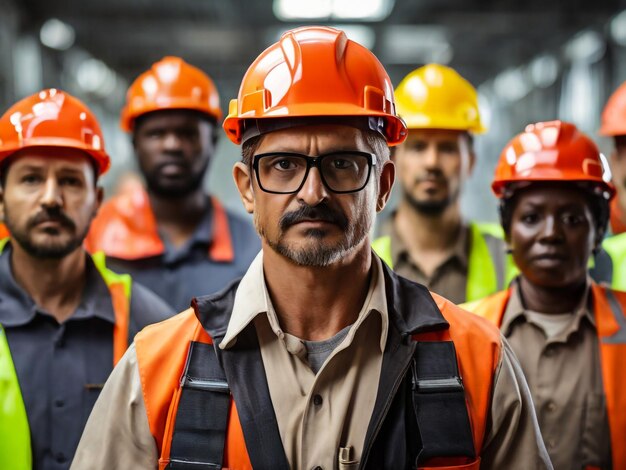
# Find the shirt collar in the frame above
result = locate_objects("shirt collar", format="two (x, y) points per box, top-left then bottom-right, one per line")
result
(381, 213), (470, 271)
(501, 277), (594, 337)
(0, 242), (116, 327)
(219, 251), (389, 352)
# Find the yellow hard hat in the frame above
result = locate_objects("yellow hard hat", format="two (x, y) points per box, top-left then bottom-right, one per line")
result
(394, 64), (486, 134)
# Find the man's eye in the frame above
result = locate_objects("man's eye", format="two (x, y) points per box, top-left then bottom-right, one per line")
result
(21, 174), (41, 184)
(274, 159), (296, 170)
(60, 177), (82, 187)
(332, 159), (351, 169)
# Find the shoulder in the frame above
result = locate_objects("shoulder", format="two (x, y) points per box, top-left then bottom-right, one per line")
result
(431, 292), (503, 346)
(129, 281), (175, 327)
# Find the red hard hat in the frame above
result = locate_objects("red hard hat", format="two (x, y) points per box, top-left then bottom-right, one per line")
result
(599, 81), (626, 137)
(120, 56), (222, 132)
(223, 26), (407, 146)
(493, 120), (614, 199)
(0, 89), (110, 175)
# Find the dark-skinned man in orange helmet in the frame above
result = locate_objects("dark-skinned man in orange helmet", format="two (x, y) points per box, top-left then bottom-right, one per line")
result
(73, 27), (550, 470)
(85, 57), (259, 311)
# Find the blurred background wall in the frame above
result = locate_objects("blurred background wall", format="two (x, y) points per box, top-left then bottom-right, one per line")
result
(2, 0), (626, 222)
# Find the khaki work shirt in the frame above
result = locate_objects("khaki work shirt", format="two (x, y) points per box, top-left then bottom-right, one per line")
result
(379, 217), (470, 304)
(501, 281), (611, 469)
(72, 252), (552, 470)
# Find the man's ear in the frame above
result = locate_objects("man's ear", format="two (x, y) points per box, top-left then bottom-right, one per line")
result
(233, 162), (254, 214)
(376, 160), (396, 212)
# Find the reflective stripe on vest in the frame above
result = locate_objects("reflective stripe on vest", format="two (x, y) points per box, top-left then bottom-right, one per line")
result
(466, 284), (626, 469)
(372, 222), (516, 302)
(0, 326), (31, 470)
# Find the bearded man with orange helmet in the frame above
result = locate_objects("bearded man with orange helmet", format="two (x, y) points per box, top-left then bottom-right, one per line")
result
(463, 121), (626, 469)
(373, 64), (512, 304)
(85, 57), (259, 311)
(0, 89), (173, 470)
(73, 27), (550, 470)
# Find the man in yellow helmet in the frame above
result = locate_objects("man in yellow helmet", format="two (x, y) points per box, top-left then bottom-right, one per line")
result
(373, 64), (511, 303)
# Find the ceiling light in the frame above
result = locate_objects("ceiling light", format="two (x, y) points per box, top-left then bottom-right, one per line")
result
(273, 0), (394, 21)
(40, 18), (75, 51)
(564, 30), (605, 63)
(529, 54), (559, 88)
(610, 10), (626, 46)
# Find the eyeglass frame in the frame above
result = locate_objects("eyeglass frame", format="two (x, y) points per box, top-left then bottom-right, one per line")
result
(251, 150), (377, 194)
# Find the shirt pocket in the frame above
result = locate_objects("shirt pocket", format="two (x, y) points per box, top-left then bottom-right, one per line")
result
(579, 393), (611, 470)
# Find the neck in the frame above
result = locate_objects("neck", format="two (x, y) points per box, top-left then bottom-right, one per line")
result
(10, 244), (87, 323)
(518, 276), (588, 314)
(262, 242), (372, 341)
(148, 189), (209, 247)
(394, 198), (462, 251)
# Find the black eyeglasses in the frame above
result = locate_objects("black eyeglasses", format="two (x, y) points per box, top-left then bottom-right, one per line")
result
(252, 151), (376, 194)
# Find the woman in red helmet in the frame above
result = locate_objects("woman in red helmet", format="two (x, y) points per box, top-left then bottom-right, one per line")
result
(465, 120), (626, 469)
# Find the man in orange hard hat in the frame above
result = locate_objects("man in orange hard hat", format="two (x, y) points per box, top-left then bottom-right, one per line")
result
(85, 57), (259, 311)
(373, 64), (513, 304)
(464, 121), (626, 469)
(73, 27), (550, 469)
(0, 89), (172, 470)
(600, 81), (626, 235)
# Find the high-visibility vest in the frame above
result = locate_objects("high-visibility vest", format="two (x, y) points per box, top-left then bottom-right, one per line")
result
(372, 222), (517, 302)
(589, 232), (626, 291)
(134, 284), (502, 469)
(464, 284), (626, 469)
(0, 241), (132, 466)
(84, 187), (235, 263)
(0, 326), (30, 470)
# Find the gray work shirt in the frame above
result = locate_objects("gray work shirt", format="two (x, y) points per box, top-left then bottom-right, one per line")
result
(0, 243), (173, 470)
(106, 203), (260, 312)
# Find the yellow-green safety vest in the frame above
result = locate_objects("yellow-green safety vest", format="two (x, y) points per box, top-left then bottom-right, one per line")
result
(0, 239), (131, 468)
(590, 232), (626, 291)
(372, 222), (517, 302)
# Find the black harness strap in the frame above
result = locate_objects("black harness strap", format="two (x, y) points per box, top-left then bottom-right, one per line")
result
(412, 341), (476, 464)
(167, 341), (230, 470)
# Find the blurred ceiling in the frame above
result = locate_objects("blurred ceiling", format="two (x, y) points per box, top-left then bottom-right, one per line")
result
(14, 0), (626, 101)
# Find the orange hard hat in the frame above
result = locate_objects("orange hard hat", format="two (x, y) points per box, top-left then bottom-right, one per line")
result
(0, 88), (110, 175)
(599, 81), (626, 137)
(223, 26), (407, 146)
(120, 56), (222, 132)
(493, 120), (614, 199)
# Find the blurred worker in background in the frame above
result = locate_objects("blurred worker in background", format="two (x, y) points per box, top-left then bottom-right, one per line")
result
(73, 26), (550, 470)
(0, 89), (172, 470)
(464, 121), (626, 469)
(85, 57), (259, 311)
(373, 64), (512, 304)
(600, 81), (626, 236)
(591, 81), (626, 291)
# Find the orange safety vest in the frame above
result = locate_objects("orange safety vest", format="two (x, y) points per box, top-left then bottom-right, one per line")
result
(84, 186), (234, 262)
(134, 288), (501, 469)
(468, 284), (626, 469)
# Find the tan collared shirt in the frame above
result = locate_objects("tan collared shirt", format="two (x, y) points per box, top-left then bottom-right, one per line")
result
(501, 281), (611, 469)
(219, 253), (388, 469)
(71, 252), (551, 470)
(379, 216), (470, 304)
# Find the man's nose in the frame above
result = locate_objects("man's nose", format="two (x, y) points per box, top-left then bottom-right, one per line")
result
(296, 167), (329, 206)
(162, 132), (183, 152)
(40, 177), (62, 208)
